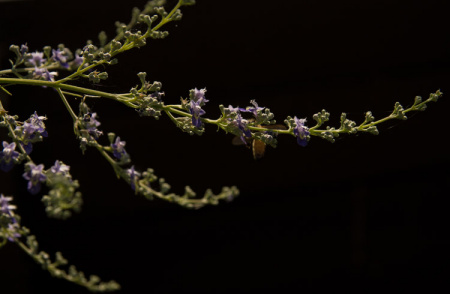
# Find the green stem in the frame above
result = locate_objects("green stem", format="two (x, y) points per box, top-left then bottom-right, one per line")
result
(55, 61), (105, 85)
(152, 1), (182, 31)
(0, 77), (121, 101)
(56, 1), (184, 84)
(60, 91), (83, 98)
(121, 1), (182, 51)
(0, 85), (12, 96)
(358, 115), (393, 130)
(55, 88), (78, 122)
(164, 108), (181, 126)
(95, 144), (123, 178)
(0, 64), (60, 76)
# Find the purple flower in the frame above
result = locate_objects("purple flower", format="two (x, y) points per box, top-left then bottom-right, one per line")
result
(0, 194), (16, 215)
(226, 105), (241, 113)
(293, 117), (309, 147)
(33, 67), (58, 82)
(19, 113), (47, 142)
(20, 44), (29, 55)
(15, 112), (48, 155)
(0, 141), (20, 172)
(6, 223), (21, 242)
(126, 166), (140, 191)
(23, 163), (47, 195)
(234, 113), (252, 144)
(51, 49), (69, 68)
(21, 142), (33, 155)
(188, 88), (208, 128)
(189, 100), (206, 128)
(22, 122), (39, 138)
(28, 112), (48, 137)
(50, 160), (70, 175)
(73, 54), (84, 67)
(240, 100), (264, 119)
(33, 67), (45, 78)
(193, 88), (208, 104)
(0, 194), (19, 235)
(28, 51), (46, 67)
(111, 137), (127, 160)
(82, 112), (103, 138)
(224, 105), (252, 144)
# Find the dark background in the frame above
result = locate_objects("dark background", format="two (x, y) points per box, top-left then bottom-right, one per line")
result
(1, 0), (449, 293)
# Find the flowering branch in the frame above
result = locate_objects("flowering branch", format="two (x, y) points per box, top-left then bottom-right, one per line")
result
(0, 0), (444, 292)
(0, 195), (119, 291)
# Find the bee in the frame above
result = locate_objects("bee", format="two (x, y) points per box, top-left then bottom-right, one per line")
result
(232, 124), (287, 160)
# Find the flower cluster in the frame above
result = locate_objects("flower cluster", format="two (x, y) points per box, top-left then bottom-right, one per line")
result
(225, 105), (252, 144)
(13, 111), (48, 154)
(0, 141), (19, 172)
(188, 88), (208, 128)
(285, 116), (310, 146)
(28, 51), (45, 67)
(10, 43), (80, 82)
(0, 194), (16, 216)
(50, 160), (70, 175)
(42, 160), (83, 219)
(8, 44), (29, 65)
(135, 91), (165, 118)
(111, 137), (127, 159)
(22, 163), (47, 195)
(293, 117), (310, 147)
(17, 159), (82, 218)
(24, 47), (58, 82)
(109, 134), (131, 164)
(77, 102), (103, 151)
(238, 100), (263, 123)
(133, 74), (165, 118)
(51, 48), (69, 68)
(238, 100), (276, 125)
(219, 100), (310, 149)
(219, 100), (281, 147)
(0, 194), (21, 242)
(126, 166), (141, 192)
(0, 0), (444, 292)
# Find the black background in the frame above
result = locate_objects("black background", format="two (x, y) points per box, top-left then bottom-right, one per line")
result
(1, 0), (450, 293)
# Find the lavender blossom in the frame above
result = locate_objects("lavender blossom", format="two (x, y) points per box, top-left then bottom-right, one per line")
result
(22, 122), (39, 139)
(111, 137), (128, 160)
(226, 105), (241, 113)
(50, 160), (70, 175)
(21, 142), (33, 155)
(126, 166), (140, 191)
(6, 223), (21, 242)
(28, 112), (48, 137)
(23, 163), (47, 195)
(20, 44), (28, 55)
(73, 54), (84, 67)
(188, 88), (208, 128)
(0, 141), (20, 172)
(28, 51), (46, 67)
(234, 113), (252, 144)
(293, 117), (309, 147)
(189, 100), (206, 128)
(33, 67), (58, 82)
(224, 105), (252, 144)
(51, 49), (69, 68)
(15, 113), (48, 155)
(240, 99), (264, 119)
(192, 88), (208, 104)
(0, 194), (16, 215)
(82, 112), (103, 139)
(0, 194), (19, 237)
